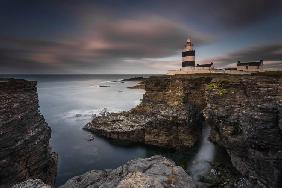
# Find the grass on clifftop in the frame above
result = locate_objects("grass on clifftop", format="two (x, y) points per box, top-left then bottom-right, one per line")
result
(207, 81), (227, 96)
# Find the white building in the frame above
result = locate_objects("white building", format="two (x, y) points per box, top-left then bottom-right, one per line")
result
(167, 38), (265, 75)
(167, 38), (215, 75)
(237, 60), (264, 72)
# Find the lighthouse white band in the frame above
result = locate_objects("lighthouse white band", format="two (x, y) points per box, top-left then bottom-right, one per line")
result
(183, 46), (193, 51)
(182, 56), (195, 62)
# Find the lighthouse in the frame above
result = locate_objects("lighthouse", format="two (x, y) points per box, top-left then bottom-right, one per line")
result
(182, 38), (195, 68)
(166, 38), (215, 75)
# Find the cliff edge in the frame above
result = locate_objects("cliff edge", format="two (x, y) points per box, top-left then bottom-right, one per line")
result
(85, 74), (282, 187)
(84, 76), (211, 150)
(0, 79), (57, 187)
(204, 76), (282, 187)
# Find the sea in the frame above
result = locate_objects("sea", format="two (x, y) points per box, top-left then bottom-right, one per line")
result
(1, 74), (220, 187)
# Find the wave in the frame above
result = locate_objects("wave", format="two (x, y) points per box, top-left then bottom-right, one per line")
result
(61, 108), (122, 122)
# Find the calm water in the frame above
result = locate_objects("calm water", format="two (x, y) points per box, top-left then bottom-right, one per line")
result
(1, 74), (218, 186)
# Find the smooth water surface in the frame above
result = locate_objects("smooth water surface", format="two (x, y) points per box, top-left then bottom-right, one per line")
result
(35, 75), (148, 186)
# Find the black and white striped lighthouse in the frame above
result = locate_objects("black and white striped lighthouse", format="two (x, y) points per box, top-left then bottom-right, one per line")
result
(182, 38), (195, 67)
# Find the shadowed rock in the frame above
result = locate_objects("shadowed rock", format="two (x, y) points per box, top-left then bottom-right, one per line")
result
(85, 74), (282, 187)
(203, 76), (282, 187)
(0, 79), (57, 187)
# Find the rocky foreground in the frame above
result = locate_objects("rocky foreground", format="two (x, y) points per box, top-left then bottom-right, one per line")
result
(60, 155), (195, 188)
(0, 79), (57, 187)
(14, 156), (195, 188)
(85, 74), (282, 187)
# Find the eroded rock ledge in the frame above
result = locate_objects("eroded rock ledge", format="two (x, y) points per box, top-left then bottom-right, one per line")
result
(85, 74), (282, 187)
(0, 79), (57, 187)
(204, 76), (282, 187)
(59, 155), (195, 188)
(84, 76), (211, 150)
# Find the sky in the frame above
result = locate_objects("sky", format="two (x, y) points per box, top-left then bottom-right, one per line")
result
(0, 0), (282, 74)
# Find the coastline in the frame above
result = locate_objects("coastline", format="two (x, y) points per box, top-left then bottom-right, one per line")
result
(84, 74), (282, 187)
(0, 79), (57, 187)
(1, 73), (281, 188)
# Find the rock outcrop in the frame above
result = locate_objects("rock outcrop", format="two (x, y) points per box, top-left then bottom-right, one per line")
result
(59, 155), (195, 188)
(203, 76), (282, 187)
(121, 76), (146, 82)
(84, 76), (211, 150)
(85, 74), (282, 187)
(0, 79), (57, 187)
(12, 179), (50, 188)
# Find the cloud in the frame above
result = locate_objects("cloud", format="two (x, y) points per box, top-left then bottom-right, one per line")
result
(191, 0), (282, 28)
(1, 1), (281, 73)
(74, 0), (282, 30)
(205, 43), (282, 68)
(0, 16), (212, 74)
(82, 16), (213, 58)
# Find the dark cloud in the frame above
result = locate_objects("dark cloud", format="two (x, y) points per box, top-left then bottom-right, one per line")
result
(0, 1), (281, 73)
(82, 16), (213, 58)
(222, 0), (281, 27)
(207, 43), (282, 67)
(0, 16), (213, 73)
(186, 0), (282, 28)
(74, 0), (282, 29)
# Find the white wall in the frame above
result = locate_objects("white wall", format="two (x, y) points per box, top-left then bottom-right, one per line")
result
(237, 66), (263, 72)
(183, 45), (193, 51)
(182, 56), (195, 62)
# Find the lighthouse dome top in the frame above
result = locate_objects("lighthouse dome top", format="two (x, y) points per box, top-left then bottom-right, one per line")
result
(185, 38), (193, 47)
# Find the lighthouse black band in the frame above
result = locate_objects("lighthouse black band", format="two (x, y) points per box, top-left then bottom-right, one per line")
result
(182, 50), (195, 57)
(182, 61), (195, 67)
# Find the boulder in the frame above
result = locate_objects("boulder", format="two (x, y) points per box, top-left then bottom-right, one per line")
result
(59, 155), (196, 188)
(12, 179), (50, 188)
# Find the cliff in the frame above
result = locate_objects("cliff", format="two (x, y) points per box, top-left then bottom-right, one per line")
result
(203, 76), (282, 187)
(0, 79), (57, 187)
(85, 74), (282, 187)
(84, 76), (211, 150)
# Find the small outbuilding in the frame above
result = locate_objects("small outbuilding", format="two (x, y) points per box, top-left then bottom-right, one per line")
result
(196, 62), (214, 70)
(237, 60), (263, 72)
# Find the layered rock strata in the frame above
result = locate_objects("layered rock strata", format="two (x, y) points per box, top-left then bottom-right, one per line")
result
(0, 79), (57, 187)
(59, 155), (195, 188)
(84, 76), (211, 150)
(203, 76), (282, 187)
(85, 74), (282, 187)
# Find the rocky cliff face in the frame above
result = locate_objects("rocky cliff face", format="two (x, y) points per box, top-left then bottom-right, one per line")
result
(203, 76), (282, 188)
(85, 74), (282, 187)
(12, 179), (51, 188)
(59, 155), (195, 188)
(84, 76), (211, 150)
(0, 79), (57, 187)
